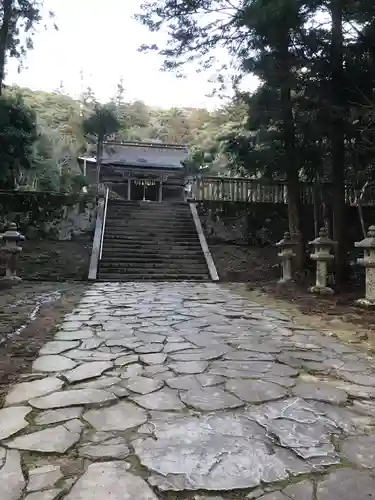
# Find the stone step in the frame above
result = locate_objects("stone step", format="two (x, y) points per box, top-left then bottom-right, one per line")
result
(100, 262), (208, 270)
(104, 227), (197, 233)
(98, 273), (209, 281)
(101, 255), (205, 263)
(104, 234), (199, 240)
(107, 207), (191, 212)
(99, 200), (208, 282)
(103, 246), (202, 256)
(108, 201), (187, 207)
(104, 237), (199, 242)
(102, 249), (203, 257)
(105, 220), (196, 226)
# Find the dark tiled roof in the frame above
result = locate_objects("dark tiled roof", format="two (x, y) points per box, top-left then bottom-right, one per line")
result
(82, 141), (189, 169)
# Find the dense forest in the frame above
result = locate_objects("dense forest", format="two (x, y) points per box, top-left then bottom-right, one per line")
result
(3, 83), (243, 189)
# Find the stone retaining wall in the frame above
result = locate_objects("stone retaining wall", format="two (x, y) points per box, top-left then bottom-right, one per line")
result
(197, 201), (375, 245)
(0, 191), (96, 241)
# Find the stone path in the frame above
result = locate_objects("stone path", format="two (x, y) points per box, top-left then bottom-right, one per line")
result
(1, 282), (375, 500)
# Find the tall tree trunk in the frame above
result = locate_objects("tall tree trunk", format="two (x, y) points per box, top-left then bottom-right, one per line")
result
(0, 0), (13, 95)
(330, 0), (347, 285)
(279, 40), (304, 270)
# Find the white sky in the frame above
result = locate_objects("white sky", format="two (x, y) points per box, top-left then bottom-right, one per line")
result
(4, 0), (258, 109)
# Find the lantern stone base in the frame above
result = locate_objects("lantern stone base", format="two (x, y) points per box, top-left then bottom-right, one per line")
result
(278, 276), (293, 285)
(309, 284), (334, 295)
(0, 275), (22, 289)
(355, 298), (375, 309)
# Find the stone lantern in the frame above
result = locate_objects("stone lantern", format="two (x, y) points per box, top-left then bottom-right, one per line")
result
(355, 225), (375, 307)
(0, 222), (25, 287)
(309, 227), (336, 294)
(276, 231), (295, 283)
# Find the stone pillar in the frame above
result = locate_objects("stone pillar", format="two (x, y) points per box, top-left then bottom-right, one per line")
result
(276, 231), (295, 283)
(0, 223), (25, 288)
(309, 227), (336, 295)
(355, 225), (375, 307)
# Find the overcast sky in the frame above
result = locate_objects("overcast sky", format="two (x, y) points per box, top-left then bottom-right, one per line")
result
(5, 0), (257, 109)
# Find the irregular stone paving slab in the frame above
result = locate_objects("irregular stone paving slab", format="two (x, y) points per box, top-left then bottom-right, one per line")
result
(224, 351), (275, 361)
(316, 469), (375, 500)
(5, 377), (64, 406)
(7, 419), (83, 453)
(166, 375), (201, 391)
(168, 361), (208, 374)
(79, 436), (130, 459)
(61, 321), (83, 330)
(114, 355), (139, 367)
(74, 376), (121, 390)
(168, 346), (229, 361)
(55, 329), (94, 340)
(121, 363), (144, 378)
(136, 333), (166, 343)
(225, 379), (287, 403)
(134, 413), (312, 491)
(0, 406), (31, 440)
(96, 329), (134, 339)
(292, 382), (348, 404)
(256, 494), (288, 500)
(32, 355), (77, 372)
(135, 344), (164, 354)
(29, 389), (117, 409)
(180, 387), (243, 411)
(64, 361), (113, 383)
(140, 353), (167, 365)
(262, 376), (297, 388)
(40, 340), (80, 355)
(78, 433), (131, 460)
(340, 435), (375, 468)
(210, 360), (298, 377)
(196, 373), (226, 387)
(337, 371), (375, 386)
(27, 465), (63, 492)
(124, 377), (164, 394)
(83, 401), (147, 431)
(144, 365), (170, 376)
(163, 342), (198, 353)
(26, 489), (62, 500)
(0, 450), (25, 500)
(132, 388), (185, 410)
(352, 399), (375, 416)
(247, 398), (339, 464)
(35, 407), (84, 426)
(65, 462), (158, 500)
(313, 402), (374, 435)
(79, 338), (103, 350)
(63, 349), (119, 362)
(282, 480), (314, 500)
(237, 343), (281, 354)
(106, 338), (142, 349)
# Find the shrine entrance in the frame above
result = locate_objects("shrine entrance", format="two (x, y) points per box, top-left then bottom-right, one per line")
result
(130, 178), (160, 201)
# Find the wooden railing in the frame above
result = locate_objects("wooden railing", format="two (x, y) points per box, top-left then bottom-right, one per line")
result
(189, 176), (375, 206)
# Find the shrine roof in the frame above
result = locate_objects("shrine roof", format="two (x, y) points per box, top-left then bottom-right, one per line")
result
(78, 141), (189, 170)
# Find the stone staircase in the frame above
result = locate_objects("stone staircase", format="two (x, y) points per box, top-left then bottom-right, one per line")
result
(98, 200), (211, 281)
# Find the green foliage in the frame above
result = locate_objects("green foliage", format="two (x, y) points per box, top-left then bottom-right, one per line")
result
(0, 1), (55, 91)
(0, 93), (37, 189)
(5, 84), (248, 178)
(82, 103), (120, 142)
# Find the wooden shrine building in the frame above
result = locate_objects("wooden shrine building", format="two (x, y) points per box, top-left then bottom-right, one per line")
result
(78, 141), (189, 202)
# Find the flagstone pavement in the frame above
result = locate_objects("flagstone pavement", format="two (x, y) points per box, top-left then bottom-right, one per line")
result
(1, 282), (375, 500)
